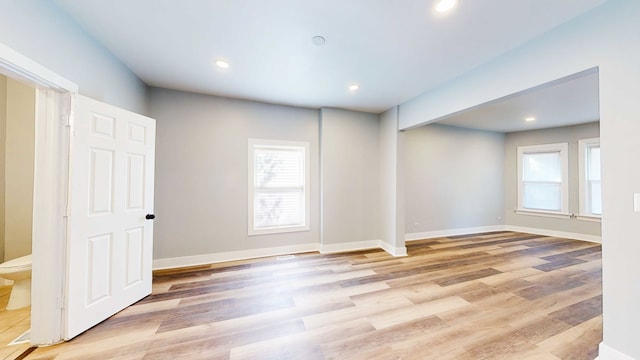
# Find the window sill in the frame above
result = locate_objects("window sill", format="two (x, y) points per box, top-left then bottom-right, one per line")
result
(248, 225), (310, 236)
(514, 209), (572, 219)
(575, 214), (602, 223)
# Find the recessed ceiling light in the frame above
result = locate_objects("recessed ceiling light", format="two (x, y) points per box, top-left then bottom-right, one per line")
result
(434, 0), (458, 13)
(215, 59), (229, 69)
(525, 117), (536, 122)
(348, 84), (359, 92)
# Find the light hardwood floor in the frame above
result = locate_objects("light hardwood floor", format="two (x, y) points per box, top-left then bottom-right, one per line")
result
(0, 285), (31, 360)
(23, 232), (602, 359)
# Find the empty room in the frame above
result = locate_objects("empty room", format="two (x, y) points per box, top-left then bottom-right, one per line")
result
(1, 1), (639, 360)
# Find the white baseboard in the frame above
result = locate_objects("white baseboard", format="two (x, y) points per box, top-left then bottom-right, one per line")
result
(153, 243), (320, 270)
(153, 225), (600, 270)
(405, 225), (601, 244)
(321, 239), (406, 257)
(1, 279), (14, 286)
(405, 225), (506, 242)
(598, 342), (637, 360)
(320, 240), (381, 254)
(153, 240), (407, 270)
(504, 225), (601, 243)
(379, 241), (408, 257)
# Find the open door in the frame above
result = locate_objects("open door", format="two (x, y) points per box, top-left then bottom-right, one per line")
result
(65, 95), (156, 339)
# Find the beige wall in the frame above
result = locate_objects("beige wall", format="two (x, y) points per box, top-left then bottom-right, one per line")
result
(0, 75), (6, 262)
(3, 77), (35, 260)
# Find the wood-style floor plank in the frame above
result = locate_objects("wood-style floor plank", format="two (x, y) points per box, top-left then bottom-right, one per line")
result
(24, 232), (602, 359)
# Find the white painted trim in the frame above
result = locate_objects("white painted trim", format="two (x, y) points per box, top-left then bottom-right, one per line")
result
(247, 139), (311, 236)
(0, 43), (78, 92)
(598, 342), (636, 360)
(517, 142), (569, 214)
(576, 214), (602, 223)
(504, 225), (601, 243)
(379, 241), (408, 257)
(31, 90), (70, 346)
(153, 243), (320, 270)
(153, 224), (601, 271)
(0, 42), (78, 346)
(153, 239), (409, 270)
(405, 225), (506, 242)
(514, 209), (572, 219)
(405, 225), (601, 244)
(578, 137), (601, 217)
(320, 240), (380, 254)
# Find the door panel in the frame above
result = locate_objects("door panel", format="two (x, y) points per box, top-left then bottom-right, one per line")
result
(65, 95), (155, 340)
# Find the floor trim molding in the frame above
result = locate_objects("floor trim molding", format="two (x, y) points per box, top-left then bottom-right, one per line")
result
(598, 342), (637, 360)
(405, 225), (506, 242)
(154, 225), (600, 270)
(406, 225), (601, 244)
(153, 240), (407, 270)
(504, 225), (601, 243)
(153, 243), (320, 270)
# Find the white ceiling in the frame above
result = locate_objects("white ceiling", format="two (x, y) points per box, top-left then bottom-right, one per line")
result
(53, 0), (606, 128)
(436, 69), (600, 133)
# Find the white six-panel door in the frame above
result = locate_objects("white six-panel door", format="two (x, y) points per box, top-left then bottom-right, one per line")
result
(65, 95), (156, 339)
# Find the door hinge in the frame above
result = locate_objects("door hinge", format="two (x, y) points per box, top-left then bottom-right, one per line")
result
(56, 296), (65, 309)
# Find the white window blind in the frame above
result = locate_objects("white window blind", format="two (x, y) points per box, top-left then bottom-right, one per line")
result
(517, 143), (568, 214)
(579, 138), (601, 217)
(587, 145), (602, 215)
(248, 139), (310, 235)
(522, 152), (562, 211)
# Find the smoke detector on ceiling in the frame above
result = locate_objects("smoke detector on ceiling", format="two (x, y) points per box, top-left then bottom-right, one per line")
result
(311, 36), (326, 46)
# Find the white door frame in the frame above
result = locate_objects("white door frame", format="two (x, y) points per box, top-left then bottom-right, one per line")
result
(0, 42), (78, 345)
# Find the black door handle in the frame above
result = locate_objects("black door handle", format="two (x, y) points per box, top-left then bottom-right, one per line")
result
(146, 214), (156, 220)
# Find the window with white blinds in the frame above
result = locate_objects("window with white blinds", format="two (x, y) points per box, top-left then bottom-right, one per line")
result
(517, 143), (569, 214)
(579, 138), (602, 217)
(248, 139), (310, 235)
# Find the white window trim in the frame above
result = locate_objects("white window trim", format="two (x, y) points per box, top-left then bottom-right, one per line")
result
(578, 137), (602, 220)
(248, 139), (310, 236)
(516, 142), (569, 216)
(514, 209), (572, 219)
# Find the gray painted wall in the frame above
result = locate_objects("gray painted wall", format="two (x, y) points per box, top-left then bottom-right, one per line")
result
(397, 1), (640, 357)
(504, 122), (601, 236)
(404, 123), (505, 234)
(320, 108), (380, 246)
(149, 88), (321, 259)
(0, 1), (147, 114)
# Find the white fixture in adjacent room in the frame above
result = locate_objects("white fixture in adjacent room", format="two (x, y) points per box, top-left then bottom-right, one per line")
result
(0, 254), (32, 310)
